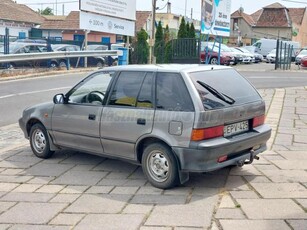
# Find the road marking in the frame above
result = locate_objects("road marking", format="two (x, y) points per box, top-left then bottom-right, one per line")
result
(0, 87), (70, 99)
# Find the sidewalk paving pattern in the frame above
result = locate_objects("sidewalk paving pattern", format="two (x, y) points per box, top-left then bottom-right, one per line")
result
(0, 87), (306, 229)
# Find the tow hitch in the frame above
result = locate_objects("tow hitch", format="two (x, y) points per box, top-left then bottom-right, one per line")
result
(236, 150), (260, 167)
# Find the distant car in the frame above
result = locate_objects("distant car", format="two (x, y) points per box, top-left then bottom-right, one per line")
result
(295, 50), (307, 65)
(266, 49), (276, 63)
(0, 42), (48, 69)
(50, 44), (81, 68)
(232, 48), (253, 64)
(301, 56), (307, 68)
(85, 44), (108, 67)
(235, 47), (256, 63)
(228, 47), (243, 64)
(19, 64), (271, 189)
(242, 46), (263, 62)
(201, 42), (235, 65)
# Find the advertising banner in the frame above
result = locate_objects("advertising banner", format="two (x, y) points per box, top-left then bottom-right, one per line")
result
(80, 0), (136, 21)
(80, 11), (135, 36)
(201, 0), (231, 36)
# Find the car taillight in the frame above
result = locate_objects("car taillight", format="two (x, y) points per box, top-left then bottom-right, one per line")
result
(191, 125), (224, 141)
(253, 115), (265, 128)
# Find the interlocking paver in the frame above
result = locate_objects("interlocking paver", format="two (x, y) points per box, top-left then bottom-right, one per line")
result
(0, 86), (306, 229)
(237, 199), (307, 219)
(0, 202), (67, 224)
(64, 194), (131, 213)
(74, 214), (145, 230)
(219, 220), (291, 230)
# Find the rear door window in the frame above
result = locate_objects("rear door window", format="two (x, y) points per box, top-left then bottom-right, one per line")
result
(189, 69), (261, 110)
(156, 72), (194, 111)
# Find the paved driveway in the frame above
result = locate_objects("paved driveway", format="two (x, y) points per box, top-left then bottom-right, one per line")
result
(0, 87), (306, 230)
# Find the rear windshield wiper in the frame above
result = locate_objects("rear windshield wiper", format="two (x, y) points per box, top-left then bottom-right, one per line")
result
(197, 80), (235, 105)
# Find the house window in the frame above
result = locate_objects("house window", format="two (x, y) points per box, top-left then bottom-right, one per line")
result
(233, 18), (238, 31)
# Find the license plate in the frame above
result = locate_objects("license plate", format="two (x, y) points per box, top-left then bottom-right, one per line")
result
(224, 120), (249, 137)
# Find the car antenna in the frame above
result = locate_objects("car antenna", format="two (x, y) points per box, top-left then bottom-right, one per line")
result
(211, 67), (214, 70)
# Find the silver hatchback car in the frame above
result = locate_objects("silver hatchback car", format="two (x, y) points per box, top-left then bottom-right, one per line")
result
(19, 65), (271, 189)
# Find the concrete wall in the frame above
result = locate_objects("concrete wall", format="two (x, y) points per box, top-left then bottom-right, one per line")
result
(251, 27), (292, 40)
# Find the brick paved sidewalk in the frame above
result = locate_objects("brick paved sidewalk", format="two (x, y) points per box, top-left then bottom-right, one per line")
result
(0, 87), (306, 230)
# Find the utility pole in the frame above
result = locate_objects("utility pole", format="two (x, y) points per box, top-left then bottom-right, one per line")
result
(185, 0), (187, 18)
(149, 0), (157, 64)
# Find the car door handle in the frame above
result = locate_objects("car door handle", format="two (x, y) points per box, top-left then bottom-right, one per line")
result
(88, 114), (96, 120)
(137, 118), (146, 125)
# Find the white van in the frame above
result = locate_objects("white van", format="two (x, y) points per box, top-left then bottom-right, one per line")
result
(246, 38), (300, 58)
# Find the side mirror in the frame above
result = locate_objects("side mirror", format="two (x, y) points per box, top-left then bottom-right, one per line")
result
(53, 94), (65, 104)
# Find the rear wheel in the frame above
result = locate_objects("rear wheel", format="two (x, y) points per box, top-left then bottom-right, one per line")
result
(29, 123), (54, 159)
(96, 60), (104, 68)
(142, 143), (179, 189)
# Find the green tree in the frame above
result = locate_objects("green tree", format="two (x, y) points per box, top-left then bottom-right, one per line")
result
(177, 17), (187, 39)
(189, 23), (196, 38)
(186, 22), (190, 38)
(131, 29), (149, 64)
(164, 25), (170, 43)
(38, 7), (54, 15)
(164, 25), (172, 63)
(154, 21), (164, 63)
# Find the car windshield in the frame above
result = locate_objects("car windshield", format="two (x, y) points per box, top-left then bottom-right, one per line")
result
(189, 69), (261, 110)
(299, 50), (307, 55)
(0, 43), (24, 54)
(87, 45), (108, 50)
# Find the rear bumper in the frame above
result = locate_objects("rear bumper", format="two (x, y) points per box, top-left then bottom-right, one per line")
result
(172, 124), (271, 172)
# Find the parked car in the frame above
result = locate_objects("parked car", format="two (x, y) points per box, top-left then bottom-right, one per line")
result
(266, 49), (277, 63)
(49, 44), (81, 68)
(230, 48), (252, 64)
(85, 44), (108, 67)
(301, 56), (307, 68)
(235, 47), (256, 63)
(295, 50), (307, 65)
(242, 46), (263, 62)
(228, 47), (243, 64)
(0, 42), (48, 69)
(19, 64), (271, 189)
(201, 42), (235, 65)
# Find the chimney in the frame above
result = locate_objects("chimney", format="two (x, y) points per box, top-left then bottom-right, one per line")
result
(167, 2), (171, 14)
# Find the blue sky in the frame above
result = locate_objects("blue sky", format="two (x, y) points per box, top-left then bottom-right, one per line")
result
(16, 0), (307, 18)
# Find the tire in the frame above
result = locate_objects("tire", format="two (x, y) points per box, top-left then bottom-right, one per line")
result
(210, 57), (218, 65)
(49, 61), (58, 69)
(96, 60), (104, 68)
(142, 143), (179, 189)
(59, 60), (67, 68)
(8, 63), (16, 69)
(29, 123), (54, 159)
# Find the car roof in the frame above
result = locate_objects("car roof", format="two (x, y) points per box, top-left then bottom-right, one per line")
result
(101, 64), (232, 73)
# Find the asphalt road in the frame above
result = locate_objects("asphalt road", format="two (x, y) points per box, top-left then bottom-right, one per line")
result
(0, 69), (307, 127)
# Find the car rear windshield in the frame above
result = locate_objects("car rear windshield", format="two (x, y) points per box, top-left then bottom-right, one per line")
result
(189, 69), (261, 110)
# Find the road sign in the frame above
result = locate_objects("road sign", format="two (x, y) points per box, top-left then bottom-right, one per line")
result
(80, 0), (136, 21)
(201, 0), (231, 36)
(79, 11), (135, 36)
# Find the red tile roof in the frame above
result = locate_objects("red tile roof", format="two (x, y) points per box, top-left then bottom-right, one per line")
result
(0, 0), (44, 24)
(288, 8), (306, 25)
(231, 10), (255, 26)
(40, 11), (79, 30)
(136, 11), (151, 32)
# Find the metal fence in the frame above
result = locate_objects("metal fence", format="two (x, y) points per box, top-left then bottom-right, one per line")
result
(275, 40), (294, 70)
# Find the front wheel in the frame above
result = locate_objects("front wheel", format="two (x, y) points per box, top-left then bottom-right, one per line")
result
(142, 143), (179, 189)
(210, 57), (218, 65)
(29, 123), (54, 159)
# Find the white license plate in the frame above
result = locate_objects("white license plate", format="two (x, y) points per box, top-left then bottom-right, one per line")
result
(224, 121), (249, 137)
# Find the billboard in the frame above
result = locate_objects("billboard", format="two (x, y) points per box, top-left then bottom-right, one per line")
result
(201, 0), (231, 36)
(80, 0), (136, 21)
(80, 11), (135, 36)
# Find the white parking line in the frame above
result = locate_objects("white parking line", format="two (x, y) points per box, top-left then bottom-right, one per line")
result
(0, 87), (70, 99)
